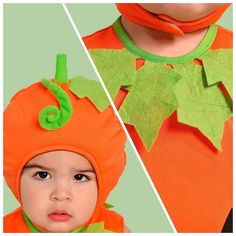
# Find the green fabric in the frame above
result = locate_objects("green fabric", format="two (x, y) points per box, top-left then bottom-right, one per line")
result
(200, 49), (233, 98)
(78, 222), (111, 233)
(103, 203), (114, 209)
(119, 61), (181, 151)
(69, 76), (110, 112)
(39, 79), (72, 130)
(90, 48), (232, 150)
(89, 49), (136, 99)
(174, 62), (232, 150)
(22, 210), (41, 233)
(113, 17), (217, 64)
(70, 227), (84, 233)
(55, 54), (68, 84)
(22, 210), (110, 233)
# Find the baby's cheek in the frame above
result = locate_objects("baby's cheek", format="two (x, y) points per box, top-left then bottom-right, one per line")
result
(74, 183), (98, 222)
(21, 182), (49, 212)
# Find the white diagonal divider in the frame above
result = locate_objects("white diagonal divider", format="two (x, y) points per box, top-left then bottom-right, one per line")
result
(62, 3), (177, 233)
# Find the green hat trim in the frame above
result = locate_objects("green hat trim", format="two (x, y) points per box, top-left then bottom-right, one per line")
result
(39, 79), (72, 130)
(39, 53), (111, 130)
(55, 54), (68, 84)
(89, 48), (232, 151)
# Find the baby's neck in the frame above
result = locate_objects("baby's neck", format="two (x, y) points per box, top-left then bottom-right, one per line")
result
(121, 16), (209, 57)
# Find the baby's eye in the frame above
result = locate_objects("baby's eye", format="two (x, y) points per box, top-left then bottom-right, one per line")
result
(74, 174), (89, 182)
(34, 171), (50, 180)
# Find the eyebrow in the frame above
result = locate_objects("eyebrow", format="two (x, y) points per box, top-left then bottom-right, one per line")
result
(24, 164), (53, 171)
(24, 164), (95, 173)
(76, 169), (95, 173)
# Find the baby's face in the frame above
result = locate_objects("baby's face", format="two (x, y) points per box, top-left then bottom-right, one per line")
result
(139, 3), (224, 21)
(20, 151), (98, 232)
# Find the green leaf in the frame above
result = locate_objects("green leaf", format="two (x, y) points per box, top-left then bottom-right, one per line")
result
(119, 61), (181, 151)
(69, 76), (110, 112)
(88, 48), (232, 152)
(200, 49), (232, 98)
(89, 49), (137, 99)
(174, 62), (232, 150)
(84, 222), (111, 233)
(103, 203), (114, 209)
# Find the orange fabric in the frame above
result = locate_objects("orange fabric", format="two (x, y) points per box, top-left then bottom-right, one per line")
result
(4, 80), (126, 228)
(4, 208), (30, 233)
(83, 25), (232, 232)
(4, 207), (124, 233)
(116, 3), (184, 36)
(116, 3), (230, 36)
(158, 4), (231, 33)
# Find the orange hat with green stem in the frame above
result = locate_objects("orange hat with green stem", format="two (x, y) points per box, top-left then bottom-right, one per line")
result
(4, 54), (126, 227)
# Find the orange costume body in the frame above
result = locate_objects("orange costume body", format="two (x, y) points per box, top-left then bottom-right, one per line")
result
(84, 4), (232, 232)
(4, 55), (126, 232)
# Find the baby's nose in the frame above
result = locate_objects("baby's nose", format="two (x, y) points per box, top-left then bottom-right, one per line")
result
(50, 184), (72, 201)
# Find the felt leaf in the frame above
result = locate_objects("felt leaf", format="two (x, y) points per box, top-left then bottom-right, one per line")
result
(103, 202), (114, 209)
(71, 226), (85, 233)
(119, 61), (181, 151)
(89, 49), (137, 99)
(200, 49), (232, 98)
(173, 62), (232, 150)
(84, 222), (111, 233)
(69, 76), (110, 112)
(71, 222), (111, 233)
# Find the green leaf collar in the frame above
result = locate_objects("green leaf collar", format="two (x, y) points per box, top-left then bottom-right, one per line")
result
(113, 17), (217, 64)
(174, 62), (232, 151)
(89, 48), (232, 151)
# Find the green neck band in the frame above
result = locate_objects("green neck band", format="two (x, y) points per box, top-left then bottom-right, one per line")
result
(113, 17), (217, 64)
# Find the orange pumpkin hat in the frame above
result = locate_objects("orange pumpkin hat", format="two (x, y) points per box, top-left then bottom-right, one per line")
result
(116, 3), (231, 36)
(4, 54), (126, 225)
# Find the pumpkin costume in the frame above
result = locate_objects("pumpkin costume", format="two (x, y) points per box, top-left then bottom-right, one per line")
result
(83, 4), (232, 232)
(4, 54), (126, 233)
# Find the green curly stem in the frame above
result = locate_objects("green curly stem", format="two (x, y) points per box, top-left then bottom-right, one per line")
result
(39, 79), (72, 130)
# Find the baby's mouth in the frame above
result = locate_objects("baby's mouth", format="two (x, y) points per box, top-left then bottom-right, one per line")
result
(48, 210), (72, 222)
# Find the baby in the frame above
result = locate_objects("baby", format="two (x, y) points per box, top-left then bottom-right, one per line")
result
(4, 54), (128, 232)
(19, 151), (98, 232)
(84, 3), (232, 233)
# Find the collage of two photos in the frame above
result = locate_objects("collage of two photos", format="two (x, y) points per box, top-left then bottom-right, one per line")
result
(3, 2), (233, 233)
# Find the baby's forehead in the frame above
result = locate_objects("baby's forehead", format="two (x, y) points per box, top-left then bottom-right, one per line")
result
(24, 150), (95, 172)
